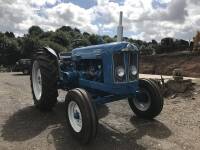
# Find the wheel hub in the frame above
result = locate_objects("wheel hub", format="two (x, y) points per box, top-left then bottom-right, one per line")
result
(74, 111), (80, 120)
(68, 101), (82, 133)
(133, 89), (151, 111)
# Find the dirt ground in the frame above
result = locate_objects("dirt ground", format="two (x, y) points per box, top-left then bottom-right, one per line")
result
(0, 72), (200, 150)
(140, 54), (200, 78)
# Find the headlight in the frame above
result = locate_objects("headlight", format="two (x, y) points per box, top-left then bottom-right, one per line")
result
(130, 65), (137, 76)
(116, 66), (125, 77)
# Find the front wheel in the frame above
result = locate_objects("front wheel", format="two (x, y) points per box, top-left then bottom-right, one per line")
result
(128, 79), (163, 119)
(65, 88), (98, 144)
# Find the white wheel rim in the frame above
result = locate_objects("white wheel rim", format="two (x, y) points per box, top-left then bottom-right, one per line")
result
(32, 61), (42, 101)
(133, 89), (151, 111)
(68, 101), (82, 133)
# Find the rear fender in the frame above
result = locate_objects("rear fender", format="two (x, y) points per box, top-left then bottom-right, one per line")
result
(42, 47), (61, 80)
(43, 47), (59, 59)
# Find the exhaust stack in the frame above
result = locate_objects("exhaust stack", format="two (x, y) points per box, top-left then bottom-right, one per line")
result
(117, 11), (123, 42)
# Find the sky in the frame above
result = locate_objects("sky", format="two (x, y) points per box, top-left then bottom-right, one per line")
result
(0, 0), (199, 41)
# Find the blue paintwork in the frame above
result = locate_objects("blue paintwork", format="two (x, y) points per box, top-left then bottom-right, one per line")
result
(72, 42), (138, 60)
(79, 79), (138, 95)
(58, 42), (139, 104)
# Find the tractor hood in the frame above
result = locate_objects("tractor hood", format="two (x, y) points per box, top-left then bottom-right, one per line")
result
(71, 42), (138, 60)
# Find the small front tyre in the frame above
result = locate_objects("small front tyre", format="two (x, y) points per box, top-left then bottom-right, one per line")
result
(65, 88), (98, 144)
(128, 79), (163, 119)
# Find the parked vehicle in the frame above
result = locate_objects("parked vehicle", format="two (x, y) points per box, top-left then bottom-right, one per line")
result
(15, 59), (31, 74)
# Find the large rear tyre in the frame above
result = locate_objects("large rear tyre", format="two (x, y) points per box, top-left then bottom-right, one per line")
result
(128, 79), (163, 119)
(65, 88), (98, 144)
(30, 50), (58, 110)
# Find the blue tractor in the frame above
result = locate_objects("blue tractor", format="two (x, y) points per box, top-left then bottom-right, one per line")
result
(30, 42), (163, 144)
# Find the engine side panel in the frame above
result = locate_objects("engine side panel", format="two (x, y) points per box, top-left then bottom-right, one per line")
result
(76, 59), (103, 82)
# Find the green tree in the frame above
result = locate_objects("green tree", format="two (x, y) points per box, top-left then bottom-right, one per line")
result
(56, 26), (73, 32)
(21, 37), (42, 58)
(39, 31), (54, 40)
(0, 35), (20, 65)
(83, 32), (90, 37)
(5, 32), (15, 38)
(103, 35), (115, 43)
(89, 34), (99, 45)
(40, 40), (68, 52)
(74, 28), (81, 33)
(51, 31), (70, 47)
(71, 38), (91, 48)
(28, 26), (44, 36)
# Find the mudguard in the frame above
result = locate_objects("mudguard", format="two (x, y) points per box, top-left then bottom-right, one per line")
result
(42, 47), (61, 79)
(43, 47), (59, 59)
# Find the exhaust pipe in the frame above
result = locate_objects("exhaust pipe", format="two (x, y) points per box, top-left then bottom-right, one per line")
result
(117, 11), (123, 42)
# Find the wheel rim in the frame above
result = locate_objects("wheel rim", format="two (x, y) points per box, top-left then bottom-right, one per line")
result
(133, 89), (151, 111)
(32, 61), (42, 101)
(68, 101), (82, 133)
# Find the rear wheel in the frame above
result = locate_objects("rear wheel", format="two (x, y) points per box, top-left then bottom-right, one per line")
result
(128, 79), (163, 119)
(30, 50), (58, 110)
(65, 88), (98, 144)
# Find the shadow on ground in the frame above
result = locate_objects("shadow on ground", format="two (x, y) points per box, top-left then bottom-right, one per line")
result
(1, 102), (171, 150)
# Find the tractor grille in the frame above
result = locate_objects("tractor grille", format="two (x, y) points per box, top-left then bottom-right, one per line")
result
(113, 52), (138, 83)
(113, 52), (126, 82)
(128, 53), (138, 81)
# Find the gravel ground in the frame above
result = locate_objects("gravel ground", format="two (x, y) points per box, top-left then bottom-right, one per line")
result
(0, 72), (200, 150)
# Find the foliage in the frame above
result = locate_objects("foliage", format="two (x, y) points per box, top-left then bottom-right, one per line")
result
(56, 26), (73, 33)
(0, 34), (20, 65)
(50, 31), (70, 47)
(28, 26), (44, 36)
(21, 36), (42, 58)
(0, 25), (191, 67)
